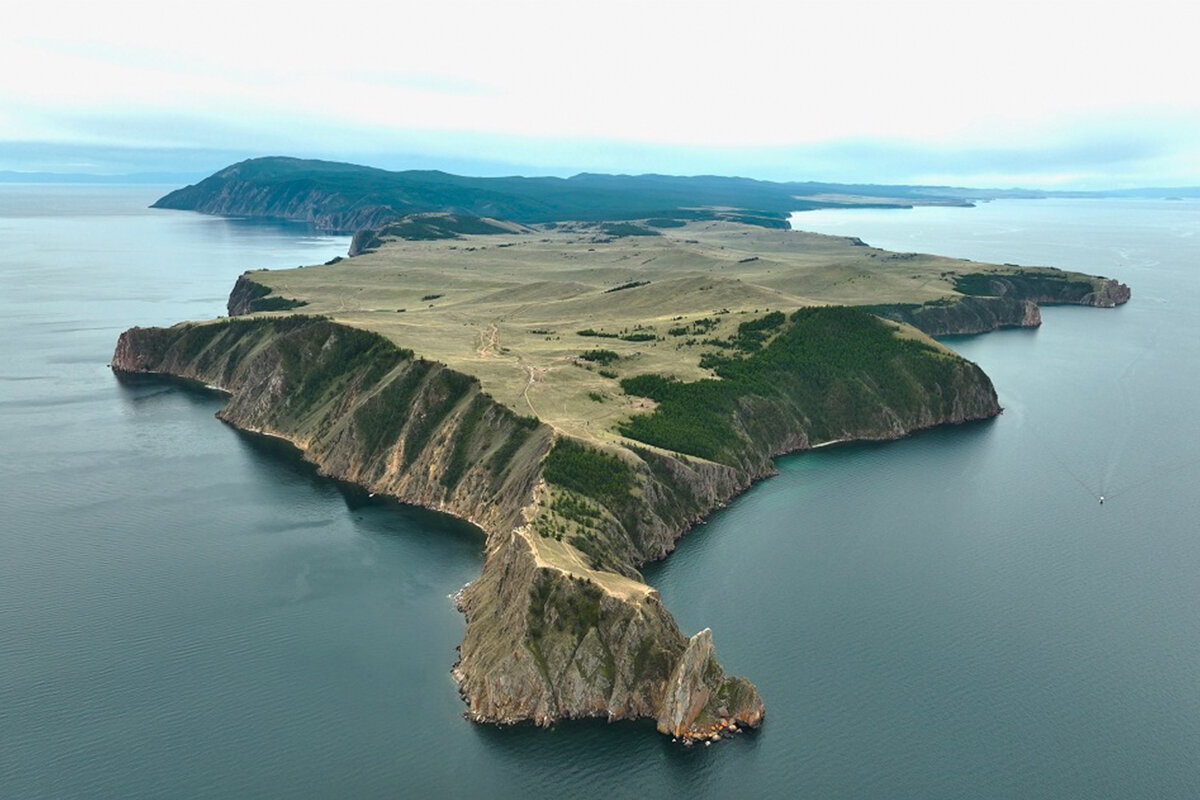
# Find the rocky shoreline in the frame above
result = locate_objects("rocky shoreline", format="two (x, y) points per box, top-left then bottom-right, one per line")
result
(110, 299), (1014, 742)
(105, 216), (1135, 744)
(860, 275), (1130, 336)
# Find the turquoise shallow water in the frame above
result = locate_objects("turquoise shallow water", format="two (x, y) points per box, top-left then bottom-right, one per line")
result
(1, 189), (1197, 797)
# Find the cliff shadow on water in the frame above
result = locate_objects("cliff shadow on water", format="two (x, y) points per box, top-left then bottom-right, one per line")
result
(113, 369), (232, 405)
(114, 368), (490, 548)
(229, 421), (492, 548)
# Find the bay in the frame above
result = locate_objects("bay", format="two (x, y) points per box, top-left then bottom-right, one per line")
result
(2, 189), (1197, 797)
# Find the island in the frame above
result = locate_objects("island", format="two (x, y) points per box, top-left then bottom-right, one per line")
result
(113, 159), (1129, 744)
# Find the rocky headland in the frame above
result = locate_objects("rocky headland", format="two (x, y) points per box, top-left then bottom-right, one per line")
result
(112, 303), (1003, 741)
(861, 270), (1130, 336)
(122, 160), (1130, 744)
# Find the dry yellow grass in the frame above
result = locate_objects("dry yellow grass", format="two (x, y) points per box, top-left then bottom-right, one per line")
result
(248, 220), (1011, 444)
(234, 219), (1055, 595)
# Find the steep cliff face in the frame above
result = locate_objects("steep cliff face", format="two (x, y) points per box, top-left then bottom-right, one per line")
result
(864, 271), (1129, 336)
(112, 316), (550, 547)
(1086, 278), (1133, 308)
(659, 629), (763, 740)
(454, 531), (762, 738)
(952, 270), (1131, 309)
(864, 296), (1042, 336)
(153, 172), (404, 234)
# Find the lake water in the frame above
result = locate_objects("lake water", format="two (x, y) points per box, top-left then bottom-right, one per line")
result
(2, 189), (1197, 797)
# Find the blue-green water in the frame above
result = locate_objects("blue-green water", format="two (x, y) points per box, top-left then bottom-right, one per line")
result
(2, 189), (1197, 797)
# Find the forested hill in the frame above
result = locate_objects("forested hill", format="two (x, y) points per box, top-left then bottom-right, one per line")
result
(152, 156), (983, 233)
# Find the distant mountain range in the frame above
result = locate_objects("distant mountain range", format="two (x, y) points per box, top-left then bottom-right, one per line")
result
(151, 156), (931, 232)
(17, 156), (1197, 231)
(151, 158), (1200, 233)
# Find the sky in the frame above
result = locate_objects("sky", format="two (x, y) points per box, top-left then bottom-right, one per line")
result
(2, 0), (1197, 188)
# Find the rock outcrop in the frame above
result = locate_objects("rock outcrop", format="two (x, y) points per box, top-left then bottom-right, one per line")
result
(658, 629), (763, 740)
(453, 531), (761, 735)
(1081, 277), (1132, 308)
(865, 270), (1129, 336)
(954, 270), (1131, 308)
(864, 296), (1043, 336)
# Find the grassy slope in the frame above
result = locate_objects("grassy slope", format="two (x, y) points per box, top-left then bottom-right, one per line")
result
(246, 219), (1105, 447)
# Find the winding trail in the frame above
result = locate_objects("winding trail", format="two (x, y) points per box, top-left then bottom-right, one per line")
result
(477, 322), (499, 357)
(522, 364), (543, 418)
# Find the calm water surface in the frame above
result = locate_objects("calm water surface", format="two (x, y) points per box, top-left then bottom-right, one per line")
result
(2, 190), (1197, 797)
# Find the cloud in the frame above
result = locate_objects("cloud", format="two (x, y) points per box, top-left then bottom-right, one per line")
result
(6, 110), (1197, 191)
(773, 127), (1185, 187)
(0, 141), (248, 176)
(4, 0), (1199, 186)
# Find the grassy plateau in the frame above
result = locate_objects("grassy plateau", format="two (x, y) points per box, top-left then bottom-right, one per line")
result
(240, 218), (1101, 448)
